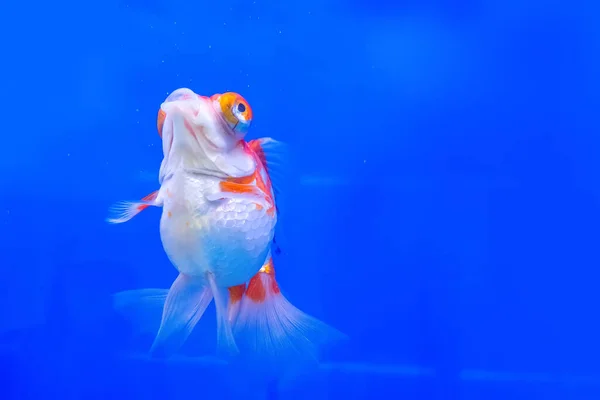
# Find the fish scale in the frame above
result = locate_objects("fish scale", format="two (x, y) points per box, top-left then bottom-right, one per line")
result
(160, 171), (276, 288)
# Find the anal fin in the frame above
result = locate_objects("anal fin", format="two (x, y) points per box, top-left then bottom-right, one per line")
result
(150, 273), (213, 357)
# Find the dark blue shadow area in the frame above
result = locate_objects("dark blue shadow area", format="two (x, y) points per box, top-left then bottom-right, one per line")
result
(1, 0), (600, 398)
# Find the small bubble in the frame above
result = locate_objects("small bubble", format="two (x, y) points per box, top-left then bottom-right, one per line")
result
(67, 153), (70, 157)
(208, 45), (212, 48)
(135, 108), (139, 112)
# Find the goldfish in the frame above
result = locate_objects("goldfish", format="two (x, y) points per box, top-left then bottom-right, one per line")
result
(107, 88), (343, 363)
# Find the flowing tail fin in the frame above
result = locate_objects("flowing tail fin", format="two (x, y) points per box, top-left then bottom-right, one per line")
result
(231, 258), (346, 366)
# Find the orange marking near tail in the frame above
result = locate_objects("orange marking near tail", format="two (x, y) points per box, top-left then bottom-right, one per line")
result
(246, 275), (266, 303)
(260, 258), (275, 276)
(246, 258), (280, 302)
(271, 277), (280, 294)
(228, 284), (246, 304)
(262, 258), (280, 294)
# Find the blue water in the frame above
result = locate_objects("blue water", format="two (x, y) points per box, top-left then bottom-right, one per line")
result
(2, 0), (599, 398)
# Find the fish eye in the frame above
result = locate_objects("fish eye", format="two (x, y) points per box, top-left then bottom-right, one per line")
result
(233, 100), (251, 123)
(215, 92), (253, 136)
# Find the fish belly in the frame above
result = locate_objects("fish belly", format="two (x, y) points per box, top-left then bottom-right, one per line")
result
(159, 174), (276, 288)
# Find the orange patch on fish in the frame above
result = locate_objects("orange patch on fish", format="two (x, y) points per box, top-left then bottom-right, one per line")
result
(228, 284), (246, 304)
(226, 175), (255, 185)
(220, 181), (258, 195)
(246, 275), (266, 303)
(167, 211), (172, 218)
(271, 277), (280, 294)
(260, 258), (275, 276)
(136, 191), (159, 213)
(219, 149), (275, 215)
(260, 258), (280, 294)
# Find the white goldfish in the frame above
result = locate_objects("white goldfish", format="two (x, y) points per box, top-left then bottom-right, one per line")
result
(107, 88), (343, 362)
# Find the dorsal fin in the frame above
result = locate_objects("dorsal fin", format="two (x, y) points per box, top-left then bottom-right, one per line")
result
(248, 138), (290, 257)
(248, 138), (288, 208)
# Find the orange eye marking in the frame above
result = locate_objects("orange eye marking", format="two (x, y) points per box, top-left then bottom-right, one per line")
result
(216, 92), (253, 126)
(217, 92), (238, 125)
(236, 97), (253, 121)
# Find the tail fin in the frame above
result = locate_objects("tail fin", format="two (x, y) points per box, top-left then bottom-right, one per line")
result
(231, 258), (346, 366)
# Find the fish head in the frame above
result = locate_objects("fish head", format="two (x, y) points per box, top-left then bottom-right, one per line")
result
(156, 88), (256, 181)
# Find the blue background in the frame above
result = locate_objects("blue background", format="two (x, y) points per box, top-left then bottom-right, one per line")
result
(2, 0), (599, 398)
